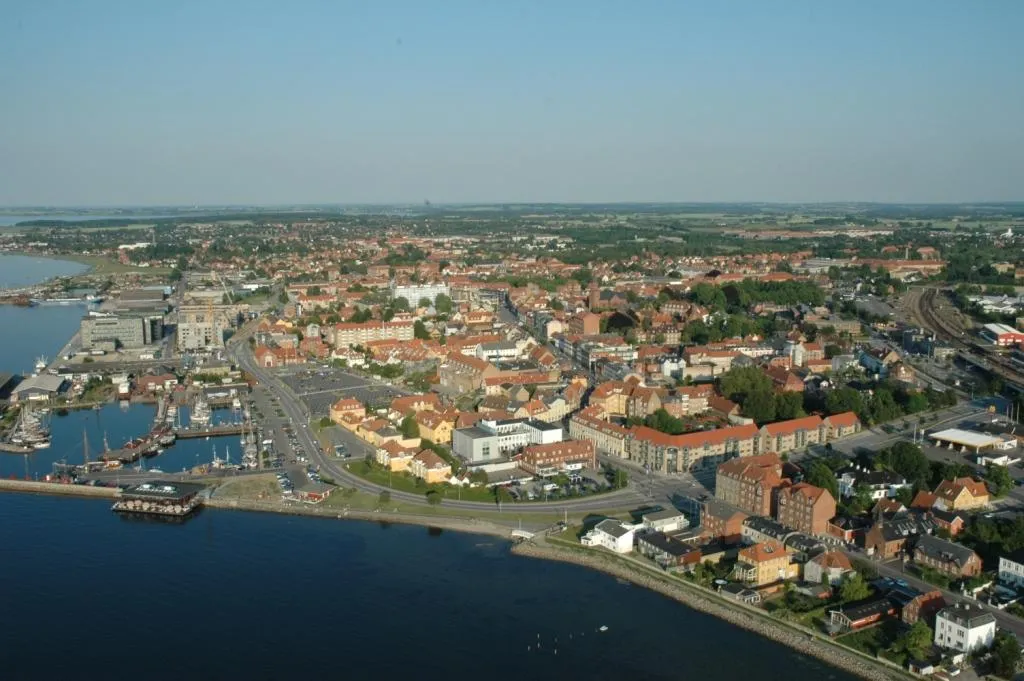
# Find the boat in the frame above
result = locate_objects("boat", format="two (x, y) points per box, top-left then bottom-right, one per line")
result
(9, 407), (51, 449)
(599, 626), (609, 632)
(34, 356), (48, 372)
(148, 468), (164, 474)
(190, 396), (212, 429)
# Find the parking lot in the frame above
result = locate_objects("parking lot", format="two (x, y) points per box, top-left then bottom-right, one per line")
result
(274, 366), (408, 418)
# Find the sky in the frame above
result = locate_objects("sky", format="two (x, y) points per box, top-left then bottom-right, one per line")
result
(1, 0), (1022, 206)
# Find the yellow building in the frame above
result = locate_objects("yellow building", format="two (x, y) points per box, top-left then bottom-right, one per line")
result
(411, 449), (452, 484)
(330, 397), (366, 425)
(415, 410), (456, 445)
(733, 540), (796, 587)
(375, 442), (415, 472)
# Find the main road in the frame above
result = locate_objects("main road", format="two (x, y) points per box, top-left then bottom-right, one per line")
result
(225, 327), (654, 514)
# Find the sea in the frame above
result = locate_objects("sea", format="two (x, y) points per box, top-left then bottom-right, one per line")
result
(0, 493), (859, 681)
(0, 255), (858, 681)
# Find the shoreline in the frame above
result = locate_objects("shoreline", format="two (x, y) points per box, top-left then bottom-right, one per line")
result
(0, 251), (95, 292)
(0, 481), (909, 680)
(511, 541), (911, 681)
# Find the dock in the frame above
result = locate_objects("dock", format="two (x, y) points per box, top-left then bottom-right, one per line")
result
(174, 424), (245, 439)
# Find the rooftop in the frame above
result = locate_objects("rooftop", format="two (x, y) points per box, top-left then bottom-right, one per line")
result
(122, 481), (206, 501)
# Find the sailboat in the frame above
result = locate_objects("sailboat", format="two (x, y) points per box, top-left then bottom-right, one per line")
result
(11, 407), (51, 449)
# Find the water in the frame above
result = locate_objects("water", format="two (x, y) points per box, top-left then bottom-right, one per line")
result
(0, 213), (177, 226)
(0, 402), (248, 479)
(0, 493), (857, 681)
(0, 305), (84, 376)
(0, 253), (89, 288)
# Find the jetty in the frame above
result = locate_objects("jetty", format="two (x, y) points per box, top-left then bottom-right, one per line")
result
(174, 424), (245, 439)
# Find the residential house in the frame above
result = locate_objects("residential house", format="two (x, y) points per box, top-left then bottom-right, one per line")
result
(775, 482), (836, 536)
(330, 397), (366, 425)
(512, 440), (596, 476)
(864, 515), (935, 559)
(913, 534), (982, 578)
(998, 547), (1024, 589)
(933, 477), (989, 511)
(641, 508), (690, 534)
(568, 407), (629, 458)
(627, 423), (759, 474)
(581, 519), (636, 554)
(901, 590), (946, 626)
(410, 449), (452, 484)
(757, 415), (827, 456)
(837, 465), (910, 500)
(636, 532), (701, 569)
(375, 441), (416, 472)
(829, 598), (896, 633)
(934, 604), (996, 653)
(414, 410), (456, 445)
(733, 540), (796, 587)
(803, 551), (854, 586)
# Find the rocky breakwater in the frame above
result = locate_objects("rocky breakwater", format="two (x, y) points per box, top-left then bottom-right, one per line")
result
(0, 479), (119, 499)
(512, 541), (909, 681)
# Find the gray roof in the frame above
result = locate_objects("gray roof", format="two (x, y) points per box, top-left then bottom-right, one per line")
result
(525, 419), (562, 432)
(595, 519), (632, 538)
(638, 531), (693, 557)
(12, 374), (66, 394)
(456, 426), (495, 440)
(122, 481), (205, 501)
(743, 515), (790, 540)
(915, 534), (978, 568)
(937, 603), (996, 628)
(643, 508), (686, 523)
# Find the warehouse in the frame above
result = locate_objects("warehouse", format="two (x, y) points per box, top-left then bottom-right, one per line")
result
(929, 428), (1006, 454)
(980, 322), (1024, 347)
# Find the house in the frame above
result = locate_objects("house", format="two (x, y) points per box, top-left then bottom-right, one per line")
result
(829, 597), (896, 633)
(719, 583), (762, 604)
(391, 393), (442, 417)
(581, 519), (636, 554)
(375, 441), (416, 472)
(410, 449), (452, 484)
(998, 547), (1024, 589)
(864, 516), (935, 559)
(758, 415), (827, 455)
(934, 603), (996, 653)
(415, 410), (456, 445)
(512, 439), (596, 476)
(836, 465), (910, 500)
(742, 516), (791, 546)
(827, 515), (870, 544)
(775, 482), (836, 536)
(901, 590), (946, 626)
(927, 509), (966, 537)
(641, 508), (689, 534)
(913, 534), (983, 578)
(933, 477), (989, 511)
(803, 551), (854, 586)
(734, 540), (795, 587)
(635, 532), (701, 569)
(330, 398), (366, 425)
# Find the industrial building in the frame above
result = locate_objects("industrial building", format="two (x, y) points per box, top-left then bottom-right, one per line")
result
(980, 322), (1024, 347)
(80, 314), (162, 351)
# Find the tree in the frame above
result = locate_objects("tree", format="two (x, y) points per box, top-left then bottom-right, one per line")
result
(742, 389), (776, 424)
(434, 293), (453, 314)
(425, 490), (442, 505)
(400, 413), (419, 439)
(992, 631), (1022, 678)
(413, 320), (430, 340)
(894, 620), (933, 661)
(318, 416), (333, 429)
(718, 366), (774, 404)
(378, 490), (391, 506)
(774, 391), (806, 420)
(804, 461), (839, 500)
(984, 463), (1014, 498)
(418, 297), (432, 309)
(468, 469), (489, 485)
(391, 296), (410, 312)
(840, 573), (871, 603)
(278, 290), (289, 304)
(878, 441), (931, 489)
(645, 408), (687, 435)
(825, 386), (863, 416)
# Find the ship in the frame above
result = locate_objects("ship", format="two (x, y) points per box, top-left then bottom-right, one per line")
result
(9, 407), (51, 449)
(190, 396), (212, 429)
(34, 356), (48, 373)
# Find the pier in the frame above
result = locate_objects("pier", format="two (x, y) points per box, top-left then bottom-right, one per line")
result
(174, 424), (245, 439)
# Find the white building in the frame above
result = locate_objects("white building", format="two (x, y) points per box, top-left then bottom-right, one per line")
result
(933, 604), (996, 653)
(836, 465), (911, 500)
(581, 519), (635, 554)
(391, 282), (449, 308)
(998, 550), (1024, 589)
(452, 418), (563, 463)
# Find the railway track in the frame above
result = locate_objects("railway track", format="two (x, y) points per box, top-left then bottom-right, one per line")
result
(913, 286), (1024, 388)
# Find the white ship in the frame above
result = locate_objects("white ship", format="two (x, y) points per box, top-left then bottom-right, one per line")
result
(10, 407), (51, 449)
(191, 396), (212, 429)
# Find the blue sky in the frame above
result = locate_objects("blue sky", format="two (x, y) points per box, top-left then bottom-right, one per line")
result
(1, 1), (1021, 205)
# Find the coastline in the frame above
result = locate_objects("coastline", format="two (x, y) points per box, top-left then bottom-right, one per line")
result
(511, 541), (911, 681)
(0, 481), (910, 680)
(0, 251), (94, 289)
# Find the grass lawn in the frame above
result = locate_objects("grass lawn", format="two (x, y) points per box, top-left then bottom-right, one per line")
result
(213, 474), (282, 501)
(836, 620), (905, 665)
(61, 253), (172, 276)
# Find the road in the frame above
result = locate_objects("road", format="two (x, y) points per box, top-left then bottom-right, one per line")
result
(846, 549), (1024, 643)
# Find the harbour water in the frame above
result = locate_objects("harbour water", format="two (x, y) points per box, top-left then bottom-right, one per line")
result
(0, 493), (857, 681)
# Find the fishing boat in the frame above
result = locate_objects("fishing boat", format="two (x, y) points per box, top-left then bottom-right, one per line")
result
(34, 356), (48, 373)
